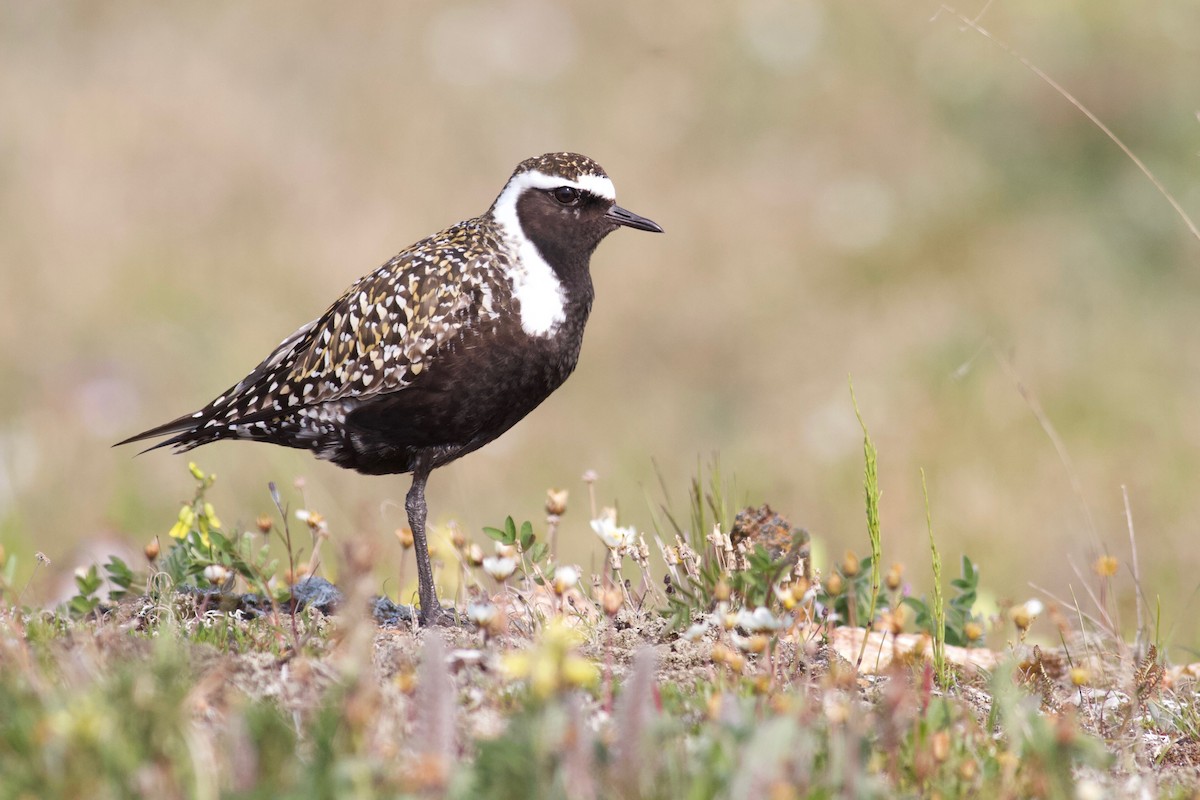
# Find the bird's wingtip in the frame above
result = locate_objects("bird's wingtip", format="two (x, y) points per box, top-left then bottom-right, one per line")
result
(113, 413), (201, 451)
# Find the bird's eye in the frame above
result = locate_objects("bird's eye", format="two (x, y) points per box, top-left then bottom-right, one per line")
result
(551, 186), (581, 205)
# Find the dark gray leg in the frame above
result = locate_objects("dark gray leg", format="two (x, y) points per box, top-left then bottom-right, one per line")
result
(405, 464), (453, 626)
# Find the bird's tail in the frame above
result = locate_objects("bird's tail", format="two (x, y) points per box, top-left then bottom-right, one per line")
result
(113, 411), (214, 454)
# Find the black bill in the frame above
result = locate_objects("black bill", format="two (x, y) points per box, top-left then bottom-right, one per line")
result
(605, 204), (663, 233)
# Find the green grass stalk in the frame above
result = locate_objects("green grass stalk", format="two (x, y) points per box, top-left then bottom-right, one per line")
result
(850, 378), (883, 669)
(920, 469), (947, 687)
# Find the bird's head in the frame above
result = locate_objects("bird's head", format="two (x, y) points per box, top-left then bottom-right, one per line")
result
(490, 152), (662, 267)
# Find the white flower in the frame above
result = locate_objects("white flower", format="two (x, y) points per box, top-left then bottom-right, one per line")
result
(553, 565), (580, 594)
(203, 564), (231, 585)
(294, 508), (328, 533)
(590, 508), (637, 552)
(1074, 779), (1104, 800)
(1024, 598), (1045, 618)
(682, 618), (711, 642)
(823, 693), (851, 725)
(735, 606), (787, 633)
(482, 555), (517, 581)
(466, 602), (497, 626)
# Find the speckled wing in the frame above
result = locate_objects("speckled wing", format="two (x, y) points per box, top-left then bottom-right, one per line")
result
(286, 242), (502, 405)
(120, 219), (508, 452)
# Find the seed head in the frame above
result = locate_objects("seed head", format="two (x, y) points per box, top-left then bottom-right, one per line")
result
(1010, 598), (1044, 632)
(284, 565), (310, 585)
(885, 562), (904, 591)
(601, 587), (623, 617)
(931, 730), (951, 763)
(545, 488), (569, 516)
(1010, 606), (1031, 632)
(396, 527), (414, 549)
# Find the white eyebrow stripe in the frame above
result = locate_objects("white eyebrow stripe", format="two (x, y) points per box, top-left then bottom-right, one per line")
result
(497, 169), (616, 202)
(573, 173), (617, 201)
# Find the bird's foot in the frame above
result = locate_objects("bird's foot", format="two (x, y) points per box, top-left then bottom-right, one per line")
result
(418, 602), (461, 628)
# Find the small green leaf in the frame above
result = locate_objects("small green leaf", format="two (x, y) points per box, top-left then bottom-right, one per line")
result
(74, 565), (102, 596)
(68, 595), (100, 617)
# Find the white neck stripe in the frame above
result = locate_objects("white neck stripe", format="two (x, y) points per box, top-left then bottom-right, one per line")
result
(491, 169), (614, 338)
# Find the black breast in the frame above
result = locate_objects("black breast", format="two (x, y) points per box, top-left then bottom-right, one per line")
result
(332, 295), (591, 475)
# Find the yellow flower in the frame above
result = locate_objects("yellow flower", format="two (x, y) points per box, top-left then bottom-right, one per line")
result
(1094, 555), (1119, 578)
(499, 620), (598, 699)
(168, 505), (195, 541)
(203, 502), (222, 531)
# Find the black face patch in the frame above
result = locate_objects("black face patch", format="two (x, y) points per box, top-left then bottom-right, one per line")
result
(514, 188), (620, 272)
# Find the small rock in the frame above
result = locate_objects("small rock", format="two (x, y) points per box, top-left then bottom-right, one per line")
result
(290, 576), (343, 613)
(729, 504), (811, 580)
(372, 596), (415, 627)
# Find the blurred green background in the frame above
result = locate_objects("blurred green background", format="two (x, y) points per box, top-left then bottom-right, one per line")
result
(2, 2), (1198, 646)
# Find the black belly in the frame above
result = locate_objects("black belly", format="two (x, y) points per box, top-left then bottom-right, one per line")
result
(332, 323), (584, 475)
